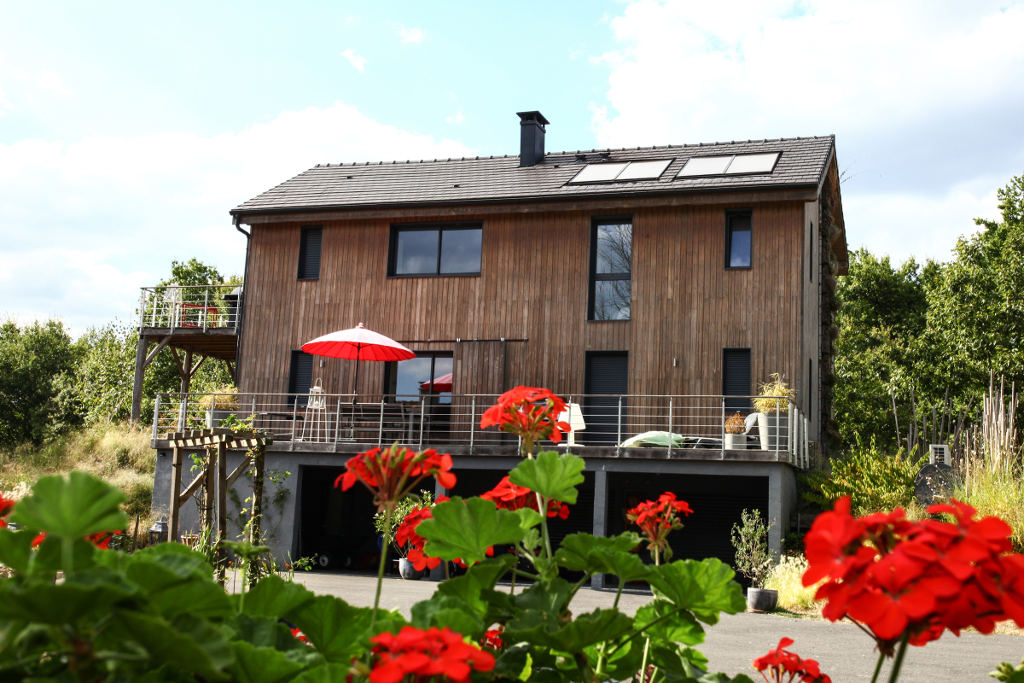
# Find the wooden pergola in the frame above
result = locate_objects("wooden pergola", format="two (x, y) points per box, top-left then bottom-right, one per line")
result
(164, 428), (273, 567)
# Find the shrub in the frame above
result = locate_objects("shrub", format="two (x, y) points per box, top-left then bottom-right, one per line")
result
(753, 373), (796, 413)
(731, 508), (774, 587)
(764, 555), (822, 611)
(806, 440), (921, 516)
(957, 466), (1024, 551)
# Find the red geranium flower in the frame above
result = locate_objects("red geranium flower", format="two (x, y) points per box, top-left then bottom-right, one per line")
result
(335, 445), (456, 512)
(290, 627), (309, 643)
(86, 530), (121, 550)
(482, 625), (504, 651)
(479, 386), (571, 451)
(753, 637), (831, 682)
(481, 476), (570, 519)
(627, 492), (693, 559)
(369, 625), (495, 683)
(803, 496), (1024, 654)
(0, 493), (14, 525)
(395, 497), (449, 572)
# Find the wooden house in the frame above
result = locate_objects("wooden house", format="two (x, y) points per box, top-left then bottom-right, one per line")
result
(146, 111), (847, 572)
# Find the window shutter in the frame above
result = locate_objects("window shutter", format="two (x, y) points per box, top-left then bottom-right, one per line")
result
(289, 351), (314, 405)
(723, 349), (751, 411)
(298, 227), (322, 279)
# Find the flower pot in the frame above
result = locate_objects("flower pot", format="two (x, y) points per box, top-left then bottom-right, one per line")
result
(398, 557), (423, 580)
(746, 587), (778, 612)
(724, 433), (747, 450)
(758, 413), (785, 450)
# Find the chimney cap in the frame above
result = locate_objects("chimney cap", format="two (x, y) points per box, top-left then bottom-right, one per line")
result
(517, 111), (550, 125)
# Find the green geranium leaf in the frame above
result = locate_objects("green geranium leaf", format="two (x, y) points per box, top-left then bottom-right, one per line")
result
(232, 614), (309, 651)
(9, 472), (127, 540)
(648, 558), (746, 623)
(108, 610), (234, 681)
(419, 497), (525, 565)
(647, 641), (710, 681)
(584, 637), (644, 681)
(508, 450), (585, 504)
(289, 595), (403, 662)
(697, 673), (757, 683)
(411, 594), (485, 638)
(31, 535), (100, 575)
(124, 555), (232, 620)
(554, 532), (650, 582)
(243, 574), (317, 618)
(0, 527), (37, 574)
(437, 554), (516, 621)
(291, 663), (359, 683)
(635, 599), (705, 645)
(0, 576), (135, 623)
(493, 644), (533, 682)
(227, 641), (312, 683)
(514, 506), (543, 530)
(504, 578), (575, 646)
(547, 608), (633, 653)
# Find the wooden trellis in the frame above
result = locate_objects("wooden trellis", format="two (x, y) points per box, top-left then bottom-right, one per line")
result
(165, 428), (273, 566)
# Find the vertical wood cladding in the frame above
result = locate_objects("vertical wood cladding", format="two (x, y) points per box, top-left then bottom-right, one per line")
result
(238, 200), (806, 401)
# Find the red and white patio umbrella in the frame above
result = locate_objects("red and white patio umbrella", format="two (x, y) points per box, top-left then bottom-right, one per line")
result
(419, 372), (453, 393)
(302, 322), (414, 399)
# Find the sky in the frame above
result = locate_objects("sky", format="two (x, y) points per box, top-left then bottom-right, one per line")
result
(2, 0), (1023, 335)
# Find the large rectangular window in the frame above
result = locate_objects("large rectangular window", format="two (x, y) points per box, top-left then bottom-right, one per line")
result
(298, 226), (322, 280)
(589, 219), (632, 320)
(725, 212), (752, 269)
(384, 352), (453, 402)
(389, 225), (482, 276)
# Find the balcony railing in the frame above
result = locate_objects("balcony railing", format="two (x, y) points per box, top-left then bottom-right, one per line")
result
(138, 284), (242, 331)
(152, 392), (812, 468)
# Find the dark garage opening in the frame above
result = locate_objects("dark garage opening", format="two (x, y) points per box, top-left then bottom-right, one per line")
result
(605, 471), (768, 573)
(298, 465), (382, 573)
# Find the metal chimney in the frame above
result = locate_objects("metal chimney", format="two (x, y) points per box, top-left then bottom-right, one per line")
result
(517, 111), (549, 167)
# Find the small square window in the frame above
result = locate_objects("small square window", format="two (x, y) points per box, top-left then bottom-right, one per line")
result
(726, 212), (752, 269)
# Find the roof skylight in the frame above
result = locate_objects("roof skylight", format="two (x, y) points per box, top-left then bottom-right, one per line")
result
(677, 152), (780, 178)
(567, 159), (672, 184)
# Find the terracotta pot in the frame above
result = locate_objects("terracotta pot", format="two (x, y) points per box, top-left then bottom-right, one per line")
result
(746, 587), (778, 612)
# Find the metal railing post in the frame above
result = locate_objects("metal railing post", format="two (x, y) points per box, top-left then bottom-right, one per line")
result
(418, 398), (425, 449)
(469, 396), (476, 450)
(152, 394), (161, 441)
(202, 287), (210, 332)
(720, 396), (726, 459)
(667, 397), (673, 456)
(250, 397), (256, 430)
(334, 398), (341, 447)
(774, 398), (781, 460)
(290, 398), (298, 442)
(150, 290), (158, 327)
(616, 396), (623, 453)
(177, 395), (186, 431)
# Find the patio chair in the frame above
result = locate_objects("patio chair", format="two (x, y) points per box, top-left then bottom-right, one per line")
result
(299, 378), (327, 442)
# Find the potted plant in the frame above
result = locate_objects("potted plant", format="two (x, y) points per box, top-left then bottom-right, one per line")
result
(731, 508), (777, 612)
(723, 412), (747, 450)
(198, 385), (239, 428)
(374, 491), (433, 580)
(752, 373), (795, 450)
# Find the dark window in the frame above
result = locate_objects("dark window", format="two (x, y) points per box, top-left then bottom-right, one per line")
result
(723, 348), (751, 412)
(589, 219), (632, 320)
(583, 351), (628, 445)
(726, 212), (752, 269)
(389, 225), (482, 276)
(298, 226), (322, 280)
(384, 352), (453, 403)
(288, 350), (314, 405)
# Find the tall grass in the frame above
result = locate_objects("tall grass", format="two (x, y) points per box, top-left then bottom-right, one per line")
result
(0, 422), (155, 526)
(764, 555), (822, 612)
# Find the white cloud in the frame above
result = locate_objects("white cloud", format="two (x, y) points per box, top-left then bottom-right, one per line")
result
(340, 48), (367, 72)
(399, 26), (426, 44)
(0, 102), (476, 334)
(590, 0), (1024, 261)
(0, 55), (73, 115)
(445, 111), (465, 125)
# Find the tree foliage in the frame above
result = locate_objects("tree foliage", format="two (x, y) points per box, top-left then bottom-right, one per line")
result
(0, 320), (81, 447)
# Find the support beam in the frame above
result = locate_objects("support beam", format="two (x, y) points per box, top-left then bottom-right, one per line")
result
(189, 354), (207, 378)
(216, 440), (227, 585)
(590, 468), (608, 589)
(168, 446), (183, 542)
(180, 349), (194, 395)
(131, 335), (148, 423)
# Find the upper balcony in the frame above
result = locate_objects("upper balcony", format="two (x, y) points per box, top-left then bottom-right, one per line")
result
(137, 284), (242, 361)
(151, 391), (812, 469)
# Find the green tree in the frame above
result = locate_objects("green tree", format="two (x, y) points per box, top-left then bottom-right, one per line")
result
(0, 320), (81, 447)
(923, 174), (1024, 400)
(832, 249), (932, 451)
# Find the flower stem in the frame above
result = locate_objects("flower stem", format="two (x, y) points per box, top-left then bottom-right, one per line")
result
(369, 508), (392, 634)
(886, 633), (910, 683)
(869, 651), (886, 683)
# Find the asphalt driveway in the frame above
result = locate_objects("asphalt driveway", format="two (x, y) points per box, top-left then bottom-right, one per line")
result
(289, 571), (1023, 682)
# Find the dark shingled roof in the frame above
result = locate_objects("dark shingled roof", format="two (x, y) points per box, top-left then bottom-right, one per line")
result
(231, 135), (835, 216)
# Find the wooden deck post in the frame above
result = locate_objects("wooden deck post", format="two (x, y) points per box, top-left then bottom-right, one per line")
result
(168, 445), (182, 542)
(216, 440), (227, 585)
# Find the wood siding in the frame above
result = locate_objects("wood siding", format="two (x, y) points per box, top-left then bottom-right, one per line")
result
(238, 199), (810, 403)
